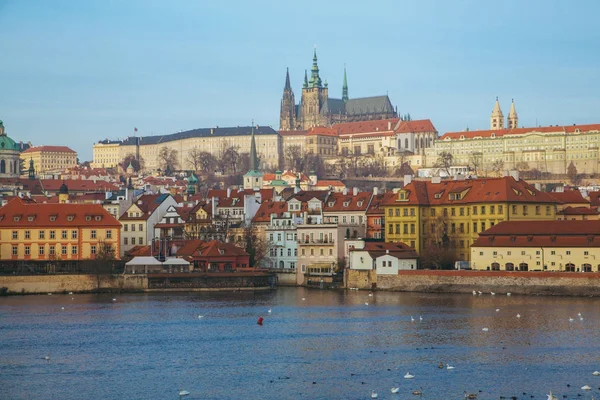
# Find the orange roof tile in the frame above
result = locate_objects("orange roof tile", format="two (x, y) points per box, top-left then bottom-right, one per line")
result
(278, 130), (308, 136)
(557, 206), (598, 216)
(395, 119), (437, 134)
(333, 118), (399, 135)
(324, 192), (372, 212)
(22, 145), (76, 154)
(306, 127), (338, 137)
(589, 191), (600, 207)
(41, 179), (120, 193)
(441, 123), (600, 140)
(252, 201), (288, 223)
(0, 197), (120, 227)
(314, 180), (345, 187)
(549, 190), (589, 205)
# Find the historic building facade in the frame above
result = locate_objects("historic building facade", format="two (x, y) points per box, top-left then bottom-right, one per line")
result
(0, 119), (21, 178)
(279, 48), (397, 131)
(424, 98), (600, 175)
(21, 145), (77, 174)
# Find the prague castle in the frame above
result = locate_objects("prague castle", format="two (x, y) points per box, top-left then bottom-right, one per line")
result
(280, 48), (397, 131)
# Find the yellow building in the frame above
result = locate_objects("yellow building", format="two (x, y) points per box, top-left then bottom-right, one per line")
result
(0, 198), (121, 260)
(382, 175), (560, 262)
(93, 125), (281, 172)
(305, 127), (338, 158)
(471, 220), (600, 272)
(91, 140), (122, 169)
(21, 145), (77, 174)
(279, 130), (307, 156)
(425, 99), (600, 175)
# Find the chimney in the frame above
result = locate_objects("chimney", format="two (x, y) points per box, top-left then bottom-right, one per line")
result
(373, 187), (378, 196)
(386, 249), (389, 254)
(509, 170), (520, 181)
(343, 187), (348, 195)
(227, 188), (231, 198)
(404, 174), (413, 185)
(353, 187), (358, 196)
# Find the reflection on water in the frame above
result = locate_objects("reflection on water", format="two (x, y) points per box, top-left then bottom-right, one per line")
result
(2, 288), (600, 400)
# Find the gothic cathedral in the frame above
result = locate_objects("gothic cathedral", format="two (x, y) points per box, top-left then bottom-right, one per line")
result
(280, 48), (397, 131)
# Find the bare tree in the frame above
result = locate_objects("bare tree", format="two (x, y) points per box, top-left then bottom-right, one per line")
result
(237, 224), (270, 268)
(491, 159), (504, 176)
(567, 161), (579, 184)
(120, 153), (145, 173)
(468, 152), (483, 176)
(92, 240), (117, 290)
(359, 154), (387, 177)
(186, 147), (204, 172)
(515, 161), (530, 172)
(158, 147), (179, 175)
(284, 144), (304, 171)
(434, 151), (453, 177)
(223, 146), (240, 175)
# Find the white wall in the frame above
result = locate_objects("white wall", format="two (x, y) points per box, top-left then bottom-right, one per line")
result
(349, 250), (373, 270)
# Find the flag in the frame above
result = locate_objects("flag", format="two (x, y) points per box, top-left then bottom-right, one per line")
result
(134, 127), (138, 132)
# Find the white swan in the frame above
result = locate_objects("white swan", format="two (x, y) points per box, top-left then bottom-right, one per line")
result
(582, 385), (592, 390)
(593, 370), (600, 376)
(580, 317), (585, 321)
(516, 313), (521, 318)
(447, 364), (455, 369)
(365, 302), (369, 306)
(61, 307), (65, 310)
(496, 309), (500, 312)
(410, 316), (415, 322)
(569, 317), (574, 322)
(302, 298), (306, 301)
(477, 291), (482, 295)
(179, 389), (190, 396)
(43, 354), (50, 361)
(472, 290), (477, 295)
(391, 387), (400, 394)
(112, 298), (117, 302)
(419, 315), (423, 322)
(371, 390), (378, 398)
(404, 372), (414, 379)
(578, 312), (582, 317)
(268, 308), (272, 313)
(368, 293), (373, 297)
(507, 292), (511, 296)
(68, 292), (73, 295)
(482, 327), (489, 332)
(198, 315), (204, 319)
(490, 292), (495, 295)
(547, 391), (558, 400)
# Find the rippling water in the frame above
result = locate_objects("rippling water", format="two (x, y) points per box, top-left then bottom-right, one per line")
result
(2, 288), (600, 400)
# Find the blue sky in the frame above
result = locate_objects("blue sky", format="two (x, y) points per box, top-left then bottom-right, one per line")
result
(1, 0), (599, 161)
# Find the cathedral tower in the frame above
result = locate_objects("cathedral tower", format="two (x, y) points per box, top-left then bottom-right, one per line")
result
(342, 66), (349, 103)
(490, 97), (505, 130)
(300, 47), (329, 129)
(507, 99), (518, 129)
(279, 68), (296, 131)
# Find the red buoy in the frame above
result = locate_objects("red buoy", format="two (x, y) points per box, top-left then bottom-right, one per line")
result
(257, 316), (264, 325)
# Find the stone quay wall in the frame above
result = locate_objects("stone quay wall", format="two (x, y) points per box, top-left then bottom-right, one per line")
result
(0, 274), (147, 295)
(347, 270), (600, 297)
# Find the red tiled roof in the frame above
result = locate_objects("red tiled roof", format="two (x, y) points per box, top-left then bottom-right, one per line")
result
(278, 130), (308, 136)
(350, 241), (418, 259)
(333, 118), (399, 135)
(22, 146), (76, 154)
(324, 192), (372, 212)
(41, 179), (120, 193)
(394, 119), (437, 134)
(126, 245), (151, 257)
(314, 180), (345, 187)
(306, 127), (338, 137)
(366, 191), (396, 215)
(474, 220), (600, 247)
(383, 177), (559, 206)
(557, 206), (598, 216)
(207, 188), (274, 202)
(441, 123), (600, 140)
(0, 197), (120, 227)
(589, 191), (600, 207)
(177, 239), (248, 258)
(252, 201), (288, 223)
(119, 194), (172, 220)
(549, 190), (589, 205)
(263, 173), (276, 181)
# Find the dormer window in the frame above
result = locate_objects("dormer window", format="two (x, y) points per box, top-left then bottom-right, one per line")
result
(13, 216), (20, 222)
(357, 201), (363, 207)
(67, 215), (74, 221)
(50, 216), (56, 222)
(27, 216), (35, 222)
(328, 202), (334, 207)
(343, 201), (350, 207)
(95, 216), (102, 221)
(219, 249), (225, 255)
(86, 216), (92, 221)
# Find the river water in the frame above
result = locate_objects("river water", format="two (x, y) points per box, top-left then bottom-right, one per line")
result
(1, 287), (600, 400)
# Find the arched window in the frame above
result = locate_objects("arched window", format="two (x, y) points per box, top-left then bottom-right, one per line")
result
(279, 261), (284, 269)
(415, 138), (419, 149)
(565, 263), (575, 272)
(420, 137), (424, 149)
(0, 160), (5, 174)
(518, 262), (529, 271)
(404, 138), (409, 149)
(505, 262), (514, 271)
(491, 262), (500, 271)
(583, 263), (592, 272)
(14, 160), (18, 173)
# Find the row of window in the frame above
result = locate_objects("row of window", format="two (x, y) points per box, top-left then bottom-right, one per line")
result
(123, 237), (144, 245)
(123, 223), (144, 232)
(387, 205), (553, 218)
(11, 244), (97, 256)
(269, 248), (298, 257)
(11, 230), (111, 240)
(300, 248), (334, 257)
(269, 233), (297, 242)
(486, 249), (583, 256)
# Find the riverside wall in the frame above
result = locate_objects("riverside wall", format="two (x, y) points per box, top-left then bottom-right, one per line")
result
(0, 274), (147, 294)
(346, 270), (600, 297)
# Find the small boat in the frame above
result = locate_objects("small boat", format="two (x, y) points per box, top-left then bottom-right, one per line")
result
(391, 387), (400, 394)
(404, 372), (414, 379)
(464, 392), (477, 399)
(179, 389), (190, 396)
(371, 390), (378, 398)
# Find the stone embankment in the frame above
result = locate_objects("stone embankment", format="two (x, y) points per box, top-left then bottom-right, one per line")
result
(346, 270), (600, 297)
(0, 274), (147, 295)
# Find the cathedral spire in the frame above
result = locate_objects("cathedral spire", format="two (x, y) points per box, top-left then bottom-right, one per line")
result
(490, 96), (505, 130)
(303, 69), (308, 88)
(342, 65), (349, 103)
(284, 67), (291, 91)
(507, 98), (519, 129)
(308, 46), (322, 88)
(249, 121), (259, 172)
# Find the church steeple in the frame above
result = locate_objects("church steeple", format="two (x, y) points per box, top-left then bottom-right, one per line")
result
(249, 122), (259, 172)
(284, 67), (291, 91)
(507, 98), (518, 129)
(279, 68), (296, 130)
(303, 69), (308, 88)
(342, 66), (349, 103)
(490, 96), (505, 130)
(28, 158), (35, 180)
(308, 46), (322, 88)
